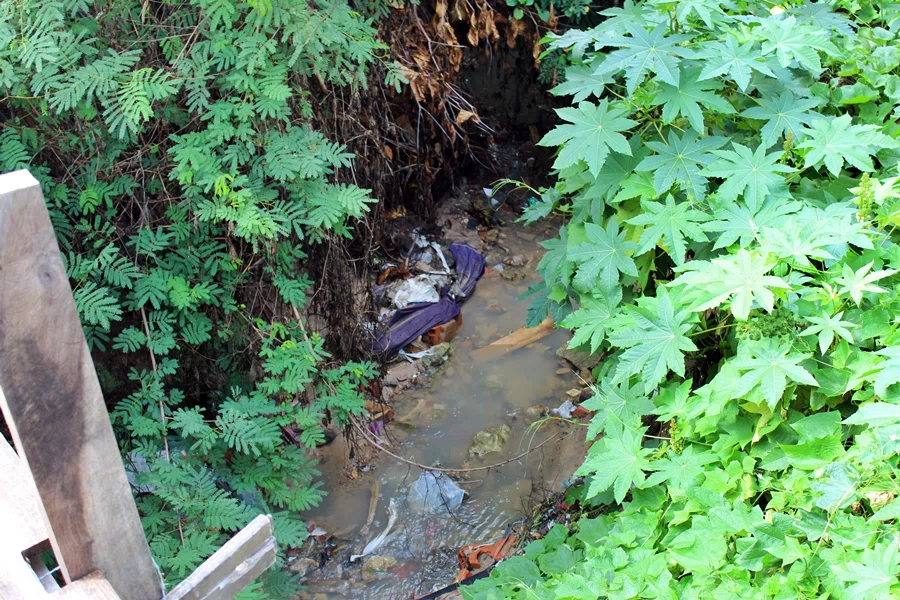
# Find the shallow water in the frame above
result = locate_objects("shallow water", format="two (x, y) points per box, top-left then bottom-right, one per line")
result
(299, 218), (584, 599)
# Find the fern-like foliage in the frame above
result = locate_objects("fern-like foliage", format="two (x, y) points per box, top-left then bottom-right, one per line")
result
(1, 0), (382, 594)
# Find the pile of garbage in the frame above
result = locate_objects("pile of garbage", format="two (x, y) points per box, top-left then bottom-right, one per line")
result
(372, 238), (485, 358)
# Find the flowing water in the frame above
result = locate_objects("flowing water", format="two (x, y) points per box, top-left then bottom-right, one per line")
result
(296, 207), (588, 599)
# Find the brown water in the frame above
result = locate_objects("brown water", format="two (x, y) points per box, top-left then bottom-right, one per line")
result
(297, 215), (587, 599)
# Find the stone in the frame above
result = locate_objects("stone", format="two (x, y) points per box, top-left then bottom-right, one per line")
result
(486, 303), (506, 314)
(524, 404), (548, 419)
(556, 345), (602, 371)
(515, 231), (536, 241)
(468, 424), (512, 458)
(384, 361), (420, 386)
(504, 254), (528, 267)
(484, 229), (501, 243)
(362, 555), (397, 581)
(555, 367), (571, 375)
(423, 342), (453, 367)
(500, 267), (527, 282)
(290, 557), (319, 578)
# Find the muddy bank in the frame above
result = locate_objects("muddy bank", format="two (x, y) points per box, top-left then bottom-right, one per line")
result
(290, 185), (594, 599)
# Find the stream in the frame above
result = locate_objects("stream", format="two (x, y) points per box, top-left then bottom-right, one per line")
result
(294, 189), (590, 599)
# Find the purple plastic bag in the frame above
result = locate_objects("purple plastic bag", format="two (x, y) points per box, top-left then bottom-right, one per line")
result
(449, 243), (486, 300)
(373, 295), (461, 355)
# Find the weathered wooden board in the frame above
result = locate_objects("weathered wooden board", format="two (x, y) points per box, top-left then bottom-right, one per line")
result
(55, 572), (121, 600)
(0, 434), (54, 599)
(470, 317), (555, 361)
(0, 170), (161, 600)
(168, 515), (276, 600)
(0, 434), (50, 554)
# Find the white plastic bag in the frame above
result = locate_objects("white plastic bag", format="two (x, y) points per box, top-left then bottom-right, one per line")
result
(391, 274), (441, 308)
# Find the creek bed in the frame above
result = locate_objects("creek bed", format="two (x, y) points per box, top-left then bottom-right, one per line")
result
(296, 203), (590, 599)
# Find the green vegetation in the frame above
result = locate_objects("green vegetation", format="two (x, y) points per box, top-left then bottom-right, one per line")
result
(1, 0), (383, 595)
(473, 1), (900, 598)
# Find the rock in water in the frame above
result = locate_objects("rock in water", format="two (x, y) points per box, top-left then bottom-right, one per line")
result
(289, 557), (319, 578)
(524, 404), (548, 420)
(362, 555), (397, 581)
(557, 345), (602, 371)
(468, 424), (512, 458)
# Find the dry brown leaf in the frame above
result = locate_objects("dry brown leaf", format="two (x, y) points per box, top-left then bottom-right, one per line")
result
(384, 145), (393, 161)
(532, 34), (542, 61)
(450, 0), (468, 21)
(456, 110), (479, 125)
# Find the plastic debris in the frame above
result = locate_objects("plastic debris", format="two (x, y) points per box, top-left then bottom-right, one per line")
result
(552, 400), (577, 419)
(449, 243), (486, 300)
(408, 472), (466, 512)
(351, 498), (398, 561)
(374, 243), (485, 358)
(391, 274), (443, 308)
(374, 296), (461, 356)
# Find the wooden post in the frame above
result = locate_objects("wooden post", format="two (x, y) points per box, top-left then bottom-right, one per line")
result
(0, 170), (161, 600)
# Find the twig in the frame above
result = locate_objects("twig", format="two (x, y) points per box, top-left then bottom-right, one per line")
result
(140, 306), (184, 546)
(351, 417), (562, 473)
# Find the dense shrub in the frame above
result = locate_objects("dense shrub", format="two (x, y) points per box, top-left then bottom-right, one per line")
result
(473, 1), (900, 598)
(0, 0), (384, 594)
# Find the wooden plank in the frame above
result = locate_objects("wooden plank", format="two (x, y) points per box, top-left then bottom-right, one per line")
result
(0, 434), (50, 554)
(55, 572), (121, 600)
(0, 431), (53, 600)
(0, 170), (161, 600)
(168, 515), (276, 600)
(470, 317), (555, 361)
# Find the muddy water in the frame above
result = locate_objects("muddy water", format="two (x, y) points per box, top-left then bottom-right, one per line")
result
(298, 217), (587, 599)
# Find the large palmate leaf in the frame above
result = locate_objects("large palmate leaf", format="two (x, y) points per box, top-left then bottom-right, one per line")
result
(834, 542), (900, 599)
(834, 261), (897, 306)
(741, 91), (822, 147)
(704, 195), (802, 249)
(636, 130), (726, 199)
(758, 216), (838, 270)
(561, 286), (621, 353)
(537, 226), (573, 288)
(551, 64), (611, 102)
(598, 23), (693, 93)
(671, 249), (790, 319)
(644, 445), (717, 490)
(650, 68), (734, 133)
(797, 116), (898, 176)
(799, 311), (857, 354)
(733, 338), (819, 407)
(581, 380), (654, 440)
(577, 425), (651, 503)
(702, 142), (793, 210)
(627, 195), (709, 265)
(539, 100), (638, 176)
(758, 16), (839, 74)
(697, 35), (774, 91)
(609, 289), (697, 392)
(567, 218), (638, 292)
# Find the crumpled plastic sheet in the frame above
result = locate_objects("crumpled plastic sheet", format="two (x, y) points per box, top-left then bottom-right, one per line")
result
(408, 471), (466, 513)
(552, 400), (577, 419)
(390, 274), (442, 308)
